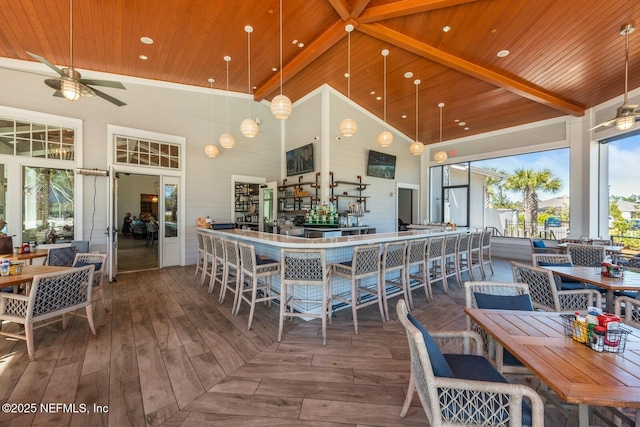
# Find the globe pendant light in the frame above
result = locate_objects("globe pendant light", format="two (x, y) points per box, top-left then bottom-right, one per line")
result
(270, 0), (293, 120)
(377, 49), (393, 147)
(204, 78), (220, 158)
(409, 79), (424, 156)
(340, 24), (357, 137)
(434, 102), (447, 163)
(240, 25), (259, 138)
(220, 56), (236, 149)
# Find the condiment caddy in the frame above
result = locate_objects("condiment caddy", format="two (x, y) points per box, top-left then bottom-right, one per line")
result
(561, 306), (630, 353)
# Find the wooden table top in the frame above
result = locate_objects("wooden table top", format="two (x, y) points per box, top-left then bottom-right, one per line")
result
(1, 250), (48, 263)
(464, 308), (640, 409)
(540, 265), (640, 292)
(557, 242), (622, 253)
(0, 265), (71, 287)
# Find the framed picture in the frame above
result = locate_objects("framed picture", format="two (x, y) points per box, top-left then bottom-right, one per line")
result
(366, 149), (396, 179)
(286, 143), (314, 176)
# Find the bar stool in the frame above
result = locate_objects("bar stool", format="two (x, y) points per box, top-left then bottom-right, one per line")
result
(201, 233), (215, 286)
(195, 232), (206, 281)
(426, 236), (447, 296)
(443, 234), (459, 289)
(218, 239), (240, 308)
(405, 238), (428, 308)
(209, 236), (225, 295)
(236, 242), (280, 330)
(469, 231), (484, 280)
(480, 230), (494, 276)
(279, 248), (329, 345)
(380, 241), (407, 321)
(330, 244), (384, 335)
(455, 233), (471, 286)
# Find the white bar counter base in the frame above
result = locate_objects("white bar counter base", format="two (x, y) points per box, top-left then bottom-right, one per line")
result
(199, 227), (468, 316)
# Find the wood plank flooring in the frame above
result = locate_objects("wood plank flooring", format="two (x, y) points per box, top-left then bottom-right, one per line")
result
(0, 258), (608, 426)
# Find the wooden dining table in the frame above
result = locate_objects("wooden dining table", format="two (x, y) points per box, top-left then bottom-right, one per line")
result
(465, 308), (640, 427)
(0, 265), (72, 294)
(557, 242), (623, 254)
(539, 265), (640, 312)
(1, 249), (48, 265)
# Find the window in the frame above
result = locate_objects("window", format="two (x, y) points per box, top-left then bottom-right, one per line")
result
(115, 136), (180, 169)
(0, 117), (75, 160)
(22, 166), (74, 244)
(430, 148), (570, 238)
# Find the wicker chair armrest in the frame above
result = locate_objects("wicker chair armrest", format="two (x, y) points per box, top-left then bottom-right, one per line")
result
(432, 377), (545, 427)
(557, 289), (602, 310)
(0, 293), (29, 316)
(431, 330), (483, 355)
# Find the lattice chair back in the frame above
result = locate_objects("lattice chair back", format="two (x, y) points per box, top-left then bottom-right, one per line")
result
(481, 230), (491, 249)
(614, 296), (640, 329)
(349, 244), (381, 278)
(73, 253), (107, 287)
(282, 249), (327, 284)
(383, 241), (406, 270)
(214, 236), (225, 263)
(46, 246), (77, 266)
(224, 239), (240, 268)
(457, 233), (470, 255)
(532, 253), (572, 266)
(566, 244), (606, 267)
(470, 232), (482, 252)
(407, 239), (427, 266)
(29, 265), (94, 323)
(239, 242), (256, 274)
(427, 236), (444, 261)
(443, 235), (457, 257)
(196, 232), (205, 252)
(511, 262), (559, 311)
(203, 233), (213, 258)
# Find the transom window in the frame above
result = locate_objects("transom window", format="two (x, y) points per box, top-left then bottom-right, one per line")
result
(0, 117), (75, 160)
(115, 136), (180, 169)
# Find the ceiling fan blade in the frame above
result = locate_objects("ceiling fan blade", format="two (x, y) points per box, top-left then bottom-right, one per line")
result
(26, 51), (65, 77)
(90, 86), (127, 107)
(78, 78), (125, 89)
(588, 118), (616, 131)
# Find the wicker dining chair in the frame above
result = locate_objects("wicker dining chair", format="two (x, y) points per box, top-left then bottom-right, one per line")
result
(73, 252), (108, 311)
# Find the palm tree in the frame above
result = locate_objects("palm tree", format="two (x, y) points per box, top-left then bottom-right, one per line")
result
(482, 167), (508, 208)
(504, 168), (561, 236)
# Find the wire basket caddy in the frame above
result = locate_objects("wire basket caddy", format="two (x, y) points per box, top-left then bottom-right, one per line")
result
(560, 314), (630, 353)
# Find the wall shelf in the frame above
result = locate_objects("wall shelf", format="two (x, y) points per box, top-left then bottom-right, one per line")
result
(278, 173), (320, 213)
(329, 173), (370, 213)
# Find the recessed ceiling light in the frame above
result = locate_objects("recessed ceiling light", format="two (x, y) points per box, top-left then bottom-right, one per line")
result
(292, 39), (298, 44)
(458, 122), (466, 126)
(139, 54), (148, 60)
(140, 36), (153, 45)
(404, 72), (413, 78)
(344, 72), (350, 78)
(464, 127), (469, 130)
(442, 26), (451, 32)
(454, 119), (460, 123)
(271, 67), (278, 72)
(297, 42), (304, 48)
(208, 78), (215, 83)
(370, 91), (375, 95)
(376, 96), (381, 101)
(402, 115), (407, 119)
(497, 49), (510, 57)
(438, 102), (445, 107)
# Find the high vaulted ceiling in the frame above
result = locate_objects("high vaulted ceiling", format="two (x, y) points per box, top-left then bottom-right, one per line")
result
(1, 0), (640, 144)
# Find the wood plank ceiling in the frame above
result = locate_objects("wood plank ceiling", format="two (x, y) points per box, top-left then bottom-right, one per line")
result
(0, 0), (640, 144)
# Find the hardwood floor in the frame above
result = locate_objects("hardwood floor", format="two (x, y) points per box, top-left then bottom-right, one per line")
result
(0, 258), (601, 426)
(117, 233), (159, 272)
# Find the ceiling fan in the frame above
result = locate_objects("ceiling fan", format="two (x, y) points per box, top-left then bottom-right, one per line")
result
(26, 0), (126, 107)
(591, 24), (637, 131)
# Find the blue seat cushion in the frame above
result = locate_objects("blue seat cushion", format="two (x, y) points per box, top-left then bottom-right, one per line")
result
(474, 292), (533, 311)
(532, 240), (546, 248)
(407, 313), (454, 378)
(474, 292), (532, 367)
(256, 257), (278, 265)
(74, 261), (103, 271)
(339, 260), (352, 267)
(442, 354), (533, 426)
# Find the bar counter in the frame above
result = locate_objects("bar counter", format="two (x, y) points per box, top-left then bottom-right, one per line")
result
(198, 227), (469, 314)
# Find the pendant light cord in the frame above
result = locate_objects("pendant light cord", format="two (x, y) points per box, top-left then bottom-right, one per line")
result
(69, 0), (73, 67)
(383, 52), (387, 122)
(279, 0), (283, 95)
(415, 81), (419, 141)
(225, 58), (230, 132)
(347, 30), (351, 100)
(624, 28), (630, 104)
(210, 80), (214, 142)
(247, 28), (252, 116)
(439, 104), (443, 142)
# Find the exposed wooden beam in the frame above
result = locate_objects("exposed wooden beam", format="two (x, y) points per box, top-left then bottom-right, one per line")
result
(350, 0), (372, 18)
(359, 0), (479, 24)
(359, 23), (585, 117)
(254, 19), (349, 101)
(327, 0), (350, 20)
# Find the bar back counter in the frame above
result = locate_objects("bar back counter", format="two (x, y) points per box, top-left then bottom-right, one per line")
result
(198, 227), (469, 315)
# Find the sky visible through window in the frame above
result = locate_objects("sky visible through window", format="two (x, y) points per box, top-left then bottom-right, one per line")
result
(473, 148), (570, 203)
(608, 133), (640, 198)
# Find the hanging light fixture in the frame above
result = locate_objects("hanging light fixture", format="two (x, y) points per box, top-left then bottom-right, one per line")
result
(219, 56), (236, 149)
(204, 78), (220, 158)
(270, 0), (293, 119)
(409, 79), (424, 156)
(434, 102), (447, 163)
(240, 25), (259, 138)
(339, 24), (357, 137)
(377, 49), (393, 148)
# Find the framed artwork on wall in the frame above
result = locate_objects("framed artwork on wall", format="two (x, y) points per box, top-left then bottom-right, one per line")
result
(286, 143), (314, 176)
